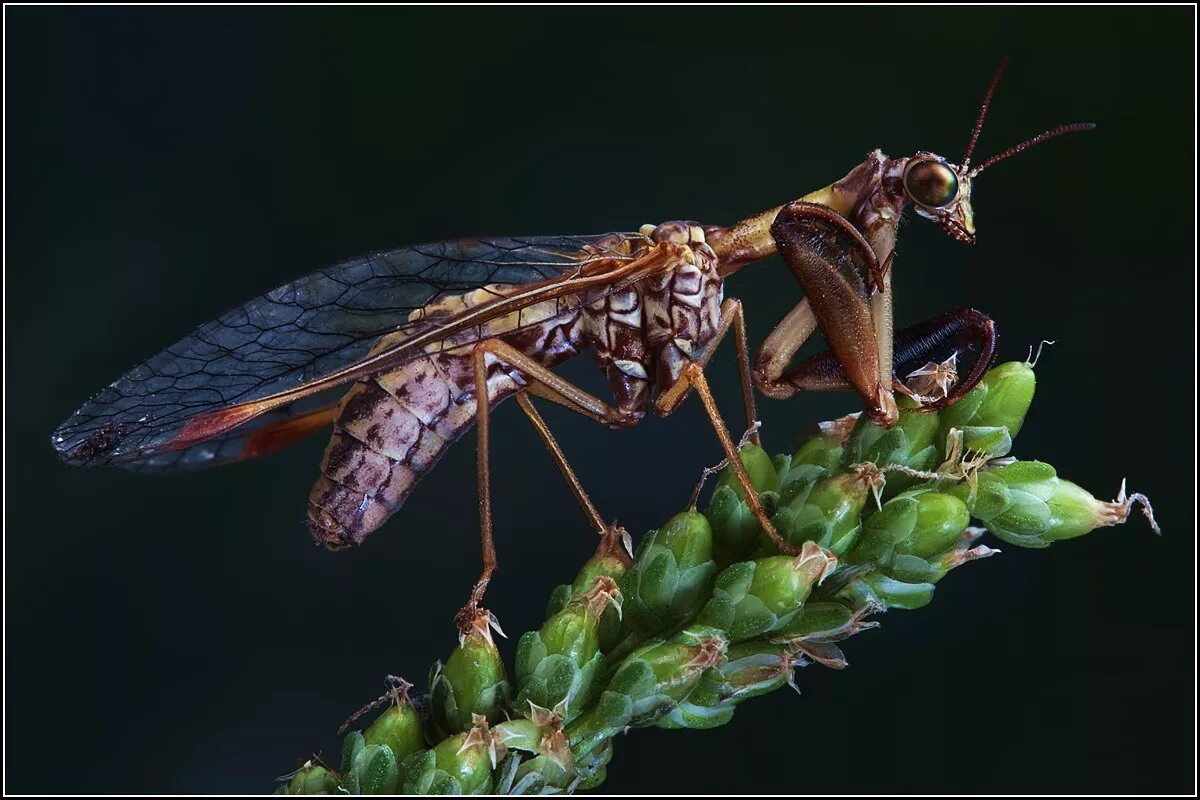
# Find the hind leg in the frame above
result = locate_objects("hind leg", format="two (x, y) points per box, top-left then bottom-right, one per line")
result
(457, 338), (645, 632)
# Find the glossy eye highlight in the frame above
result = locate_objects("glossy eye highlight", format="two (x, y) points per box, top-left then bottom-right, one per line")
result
(904, 159), (960, 208)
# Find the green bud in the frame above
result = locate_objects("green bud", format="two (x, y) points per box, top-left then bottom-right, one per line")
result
(922, 527), (1000, 582)
(604, 626), (728, 728)
(950, 461), (1158, 547)
(564, 690), (633, 762)
(938, 361), (1036, 459)
(278, 761), (338, 795)
(516, 576), (620, 720)
(570, 528), (632, 596)
(838, 570), (935, 611)
(619, 511), (716, 639)
(707, 484), (765, 567)
(715, 443), (779, 500)
(776, 599), (880, 643)
(697, 541), (838, 642)
(361, 683), (425, 766)
(847, 488), (971, 572)
(845, 404), (940, 485)
(493, 704), (576, 792)
(659, 642), (803, 730)
(429, 608), (510, 737)
(792, 415), (855, 473)
(402, 720), (497, 795)
(767, 464), (883, 556)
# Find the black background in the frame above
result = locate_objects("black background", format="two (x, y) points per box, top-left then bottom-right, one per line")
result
(6, 6), (1195, 795)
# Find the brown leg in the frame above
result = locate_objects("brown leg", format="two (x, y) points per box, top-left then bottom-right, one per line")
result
(656, 362), (797, 555)
(653, 299), (795, 555)
(460, 338), (644, 622)
(514, 392), (607, 536)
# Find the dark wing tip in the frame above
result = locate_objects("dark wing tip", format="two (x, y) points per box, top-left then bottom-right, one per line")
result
(50, 417), (128, 467)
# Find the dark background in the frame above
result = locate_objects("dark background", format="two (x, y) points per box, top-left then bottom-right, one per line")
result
(6, 6), (1195, 795)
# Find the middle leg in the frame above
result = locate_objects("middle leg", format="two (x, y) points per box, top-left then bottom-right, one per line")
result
(460, 337), (645, 625)
(653, 298), (798, 555)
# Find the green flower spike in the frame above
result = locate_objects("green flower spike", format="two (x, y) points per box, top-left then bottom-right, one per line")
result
(515, 575), (622, 721)
(274, 343), (1162, 795)
(698, 540), (838, 642)
(429, 607), (510, 738)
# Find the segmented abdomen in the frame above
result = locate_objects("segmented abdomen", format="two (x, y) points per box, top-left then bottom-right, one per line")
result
(307, 288), (583, 549)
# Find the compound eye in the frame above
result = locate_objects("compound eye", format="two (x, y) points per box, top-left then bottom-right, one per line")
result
(904, 159), (960, 208)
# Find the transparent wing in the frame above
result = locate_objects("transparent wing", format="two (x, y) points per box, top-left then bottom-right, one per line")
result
(52, 234), (639, 470)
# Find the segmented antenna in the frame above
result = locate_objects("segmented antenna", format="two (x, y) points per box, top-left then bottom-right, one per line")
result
(968, 123), (1097, 177)
(961, 56), (1011, 170)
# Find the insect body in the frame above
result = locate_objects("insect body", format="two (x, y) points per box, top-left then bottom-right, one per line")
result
(308, 222), (721, 549)
(52, 61), (1093, 622)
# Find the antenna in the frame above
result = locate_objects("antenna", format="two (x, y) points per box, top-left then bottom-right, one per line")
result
(968, 123), (1097, 177)
(961, 57), (1010, 170)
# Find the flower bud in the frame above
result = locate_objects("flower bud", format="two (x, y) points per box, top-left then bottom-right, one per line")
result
(277, 761), (338, 795)
(838, 570), (936, 611)
(768, 464), (883, 556)
(429, 607), (510, 737)
(401, 718), (497, 795)
(714, 443), (779, 500)
(697, 541), (837, 642)
(516, 576), (620, 720)
(361, 683), (425, 766)
(659, 642), (803, 730)
(938, 361), (1036, 459)
(949, 461), (1159, 547)
(776, 599), (880, 643)
(792, 414), (856, 473)
(620, 511), (716, 638)
(603, 627), (728, 728)
(493, 703), (576, 792)
(847, 488), (971, 571)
